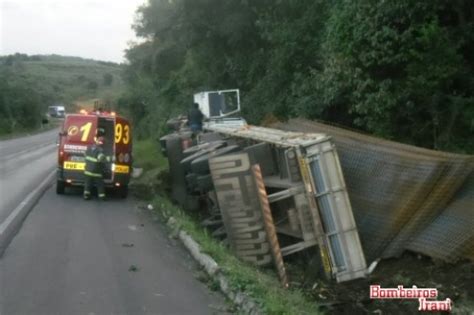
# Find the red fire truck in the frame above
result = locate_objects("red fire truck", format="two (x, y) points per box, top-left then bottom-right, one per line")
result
(56, 109), (132, 198)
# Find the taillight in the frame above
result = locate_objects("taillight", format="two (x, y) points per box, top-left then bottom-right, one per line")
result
(58, 150), (70, 165)
(58, 150), (64, 164)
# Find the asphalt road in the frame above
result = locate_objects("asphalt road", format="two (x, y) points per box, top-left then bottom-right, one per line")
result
(0, 129), (58, 222)
(0, 186), (229, 315)
(0, 131), (230, 314)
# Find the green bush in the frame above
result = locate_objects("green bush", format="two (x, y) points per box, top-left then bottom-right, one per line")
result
(123, 0), (474, 153)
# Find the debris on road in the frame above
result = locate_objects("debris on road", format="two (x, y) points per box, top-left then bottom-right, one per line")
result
(128, 265), (139, 272)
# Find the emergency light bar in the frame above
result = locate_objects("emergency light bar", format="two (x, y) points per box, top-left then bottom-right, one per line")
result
(78, 109), (118, 117)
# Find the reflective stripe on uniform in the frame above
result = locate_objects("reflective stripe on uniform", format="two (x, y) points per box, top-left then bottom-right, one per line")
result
(85, 156), (98, 162)
(84, 171), (102, 177)
(84, 190), (90, 195)
(98, 193), (106, 197)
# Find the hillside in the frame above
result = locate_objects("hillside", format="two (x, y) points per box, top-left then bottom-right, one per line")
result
(1, 54), (124, 106)
(0, 53), (125, 134)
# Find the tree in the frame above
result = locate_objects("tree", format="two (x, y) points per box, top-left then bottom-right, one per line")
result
(123, 0), (474, 152)
(103, 73), (113, 86)
(87, 80), (98, 90)
(0, 67), (43, 133)
(317, 0), (473, 149)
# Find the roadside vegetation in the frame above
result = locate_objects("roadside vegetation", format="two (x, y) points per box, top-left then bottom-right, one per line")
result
(130, 139), (169, 200)
(153, 196), (321, 315)
(0, 53), (124, 136)
(123, 1), (473, 313)
(133, 139), (167, 171)
(131, 138), (473, 314)
(0, 118), (60, 141)
(131, 141), (321, 314)
(121, 0), (474, 154)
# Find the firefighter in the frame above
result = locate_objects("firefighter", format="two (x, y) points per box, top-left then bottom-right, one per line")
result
(83, 136), (110, 200)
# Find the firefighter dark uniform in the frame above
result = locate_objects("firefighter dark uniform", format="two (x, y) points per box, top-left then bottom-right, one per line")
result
(187, 103), (204, 132)
(83, 137), (110, 200)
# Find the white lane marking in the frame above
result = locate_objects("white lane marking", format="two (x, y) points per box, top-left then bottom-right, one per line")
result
(0, 171), (55, 237)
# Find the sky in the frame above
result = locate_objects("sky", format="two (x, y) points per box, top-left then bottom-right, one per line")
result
(0, 0), (147, 63)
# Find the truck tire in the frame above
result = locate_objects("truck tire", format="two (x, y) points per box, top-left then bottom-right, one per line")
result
(158, 136), (169, 157)
(184, 193), (200, 212)
(56, 180), (65, 195)
(196, 174), (213, 192)
(185, 173), (198, 192)
(118, 185), (128, 198)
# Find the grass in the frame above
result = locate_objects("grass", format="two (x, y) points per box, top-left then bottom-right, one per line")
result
(133, 139), (168, 171)
(0, 54), (125, 139)
(0, 119), (61, 140)
(153, 196), (321, 315)
(130, 139), (170, 200)
(2, 54), (125, 110)
(131, 138), (321, 315)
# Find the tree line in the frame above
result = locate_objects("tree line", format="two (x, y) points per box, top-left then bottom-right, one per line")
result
(0, 56), (48, 134)
(0, 54), (121, 135)
(121, 0), (473, 153)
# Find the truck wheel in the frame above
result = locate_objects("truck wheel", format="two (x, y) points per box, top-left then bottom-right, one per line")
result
(118, 185), (128, 198)
(196, 174), (213, 192)
(56, 180), (65, 195)
(184, 193), (200, 212)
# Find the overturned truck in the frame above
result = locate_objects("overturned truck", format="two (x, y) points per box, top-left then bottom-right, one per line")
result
(162, 90), (474, 286)
(161, 90), (370, 285)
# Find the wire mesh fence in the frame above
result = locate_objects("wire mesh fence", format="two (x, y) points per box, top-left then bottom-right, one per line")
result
(276, 118), (473, 263)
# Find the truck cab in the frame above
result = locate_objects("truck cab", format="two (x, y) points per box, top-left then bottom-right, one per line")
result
(48, 105), (66, 118)
(56, 110), (132, 198)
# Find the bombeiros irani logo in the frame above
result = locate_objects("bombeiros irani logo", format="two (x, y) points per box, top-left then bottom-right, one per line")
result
(370, 285), (453, 312)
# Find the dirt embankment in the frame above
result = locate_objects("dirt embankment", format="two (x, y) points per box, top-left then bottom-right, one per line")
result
(287, 251), (473, 314)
